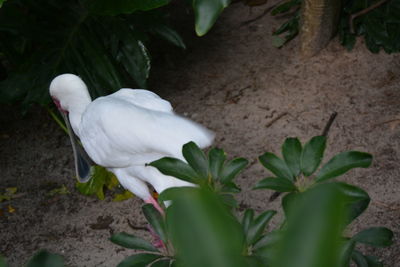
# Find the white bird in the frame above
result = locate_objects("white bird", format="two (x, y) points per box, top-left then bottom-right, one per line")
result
(49, 74), (214, 211)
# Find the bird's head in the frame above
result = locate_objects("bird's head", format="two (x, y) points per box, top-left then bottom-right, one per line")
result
(49, 73), (91, 114)
(49, 73), (94, 183)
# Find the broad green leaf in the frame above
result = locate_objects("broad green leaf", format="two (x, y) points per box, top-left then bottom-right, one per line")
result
(110, 232), (159, 252)
(149, 157), (199, 183)
(282, 137), (302, 177)
(246, 210), (277, 245)
(281, 192), (299, 217)
(142, 204), (167, 243)
(253, 231), (281, 262)
(151, 24), (186, 49)
(316, 151), (372, 182)
(159, 187), (198, 202)
(27, 250), (64, 267)
(115, 24), (151, 88)
(242, 209), (254, 236)
(219, 193), (238, 208)
(334, 182), (370, 225)
(193, 0), (230, 36)
(150, 259), (171, 267)
(273, 183), (346, 267)
(243, 256), (265, 267)
(117, 253), (162, 267)
(253, 230), (282, 251)
(220, 182), (241, 193)
(351, 250), (368, 267)
(254, 177), (297, 192)
(76, 166), (113, 200)
(182, 142), (208, 179)
(208, 148), (226, 180)
(259, 152), (293, 181)
(165, 187), (246, 267)
(87, 0), (171, 16)
(352, 227), (393, 247)
(300, 136), (326, 176)
(337, 239), (355, 267)
(219, 158), (248, 183)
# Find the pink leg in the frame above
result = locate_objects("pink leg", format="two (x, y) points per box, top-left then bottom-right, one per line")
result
(145, 196), (164, 215)
(144, 196), (166, 249)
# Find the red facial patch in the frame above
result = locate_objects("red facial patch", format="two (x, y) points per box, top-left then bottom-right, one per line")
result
(52, 97), (68, 114)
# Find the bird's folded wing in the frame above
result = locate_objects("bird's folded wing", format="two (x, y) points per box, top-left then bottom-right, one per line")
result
(79, 94), (214, 168)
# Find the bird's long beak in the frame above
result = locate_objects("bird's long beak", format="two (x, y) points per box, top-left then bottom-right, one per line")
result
(61, 112), (94, 183)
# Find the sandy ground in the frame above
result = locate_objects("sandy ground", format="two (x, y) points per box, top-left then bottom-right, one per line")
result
(1, 2), (400, 266)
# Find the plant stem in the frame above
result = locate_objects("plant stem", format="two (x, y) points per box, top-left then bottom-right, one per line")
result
(349, 0), (390, 34)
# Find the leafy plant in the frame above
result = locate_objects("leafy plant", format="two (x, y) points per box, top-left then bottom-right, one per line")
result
(76, 165), (134, 201)
(0, 0), (231, 110)
(270, 0), (399, 54)
(0, 0), (182, 109)
(340, 0), (400, 53)
(149, 141), (248, 208)
(111, 138), (392, 267)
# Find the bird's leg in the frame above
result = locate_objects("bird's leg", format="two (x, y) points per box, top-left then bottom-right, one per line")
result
(144, 196), (164, 215)
(144, 196), (166, 249)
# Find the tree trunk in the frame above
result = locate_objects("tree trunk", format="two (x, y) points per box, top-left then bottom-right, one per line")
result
(300, 0), (342, 57)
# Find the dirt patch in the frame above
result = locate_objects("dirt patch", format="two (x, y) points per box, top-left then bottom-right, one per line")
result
(1, 2), (400, 266)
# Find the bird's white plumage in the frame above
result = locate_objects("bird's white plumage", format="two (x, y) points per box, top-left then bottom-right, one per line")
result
(49, 74), (214, 201)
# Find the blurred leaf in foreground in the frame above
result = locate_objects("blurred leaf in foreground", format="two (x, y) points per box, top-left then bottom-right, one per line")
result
(160, 187), (246, 267)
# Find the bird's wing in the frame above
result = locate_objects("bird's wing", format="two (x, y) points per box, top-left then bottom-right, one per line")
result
(111, 89), (173, 113)
(79, 94), (214, 168)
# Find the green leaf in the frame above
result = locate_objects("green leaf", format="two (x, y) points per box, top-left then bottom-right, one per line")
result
(352, 227), (393, 247)
(87, 0), (171, 16)
(193, 0), (230, 36)
(220, 182), (241, 193)
(165, 187), (246, 267)
(271, 0), (300, 15)
(149, 157), (199, 183)
(351, 250), (368, 267)
(219, 158), (248, 183)
(110, 232), (159, 252)
(208, 148), (226, 180)
(150, 259), (171, 267)
(242, 209), (254, 236)
(253, 230), (282, 251)
(334, 182), (370, 225)
(316, 151), (372, 182)
(151, 24), (186, 49)
(282, 137), (302, 177)
(337, 239), (355, 267)
(272, 183), (347, 267)
(0, 255), (7, 267)
(117, 253), (162, 267)
(113, 190), (134, 202)
(26, 250), (64, 267)
(182, 141), (208, 179)
(271, 35), (286, 48)
(259, 152), (293, 181)
(142, 204), (167, 243)
(254, 177), (297, 192)
(300, 136), (326, 176)
(246, 210), (277, 245)
(281, 191), (299, 217)
(76, 166), (113, 200)
(219, 193), (238, 208)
